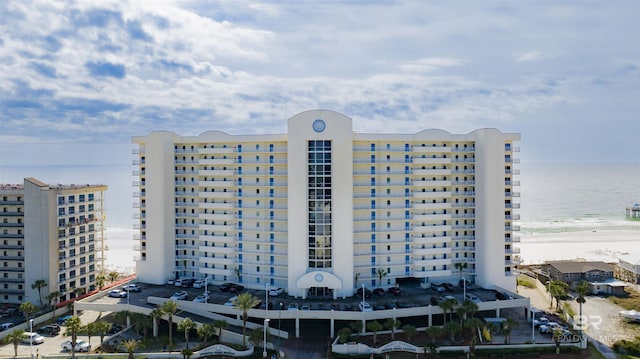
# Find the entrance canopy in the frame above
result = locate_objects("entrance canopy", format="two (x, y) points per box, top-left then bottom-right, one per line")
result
(296, 271), (342, 291)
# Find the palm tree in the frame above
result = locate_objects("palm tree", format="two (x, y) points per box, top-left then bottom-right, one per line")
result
(150, 307), (164, 339)
(402, 324), (416, 342)
(232, 292), (260, 347)
(5, 329), (25, 358)
(95, 321), (112, 348)
(384, 318), (401, 340)
(84, 321), (99, 348)
(122, 339), (141, 359)
(213, 319), (228, 343)
(443, 322), (460, 343)
(460, 299), (479, 319)
(576, 280), (590, 336)
(337, 327), (352, 344)
(19, 301), (37, 322)
(376, 268), (387, 286)
(198, 323), (216, 346)
(425, 326), (441, 344)
(552, 326), (563, 354)
(366, 320), (384, 345)
(132, 312), (152, 339)
(454, 262), (468, 281)
(501, 318), (516, 344)
(349, 321), (363, 340)
(549, 280), (569, 309)
(95, 275), (106, 290)
(464, 318), (483, 343)
(65, 315), (83, 359)
(108, 271), (119, 283)
(178, 317), (195, 349)
(46, 291), (60, 319)
(249, 327), (264, 348)
(31, 279), (47, 308)
(161, 300), (179, 352)
(439, 298), (457, 323)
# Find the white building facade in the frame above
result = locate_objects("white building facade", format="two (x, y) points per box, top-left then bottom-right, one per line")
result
(133, 110), (520, 298)
(0, 178), (107, 305)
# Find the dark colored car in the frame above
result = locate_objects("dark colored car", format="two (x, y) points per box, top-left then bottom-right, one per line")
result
(373, 288), (385, 296)
(56, 314), (73, 325)
(229, 284), (244, 293)
(356, 287), (372, 299)
(37, 324), (61, 336)
(430, 296), (439, 305)
(388, 287), (401, 296)
(219, 283), (234, 292)
(442, 283), (454, 292)
(109, 324), (123, 334)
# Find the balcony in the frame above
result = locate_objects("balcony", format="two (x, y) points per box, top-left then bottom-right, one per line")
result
(198, 147), (235, 154)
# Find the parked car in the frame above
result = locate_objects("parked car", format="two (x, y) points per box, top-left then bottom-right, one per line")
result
(268, 287), (284, 296)
(532, 317), (549, 328)
(61, 339), (91, 352)
(287, 303), (299, 311)
(465, 293), (482, 304)
(219, 282), (234, 292)
(359, 301), (373, 312)
(108, 290), (127, 298)
(175, 278), (195, 288)
(373, 288), (385, 296)
(0, 308), (17, 317)
(229, 284), (244, 293)
(301, 304), (311, 311)
(123, 284), (141, 292)
(356, 287), (372, 299)
(56, 315), (73, 325)
(37, 324), (61, 336)
(170, 291), (188, 301)
(192, 294), (209, 303)
(224, 296), (238, 306)
(442, 282), (454, 292)
(539, 322), (561, 334)
(430, 296), (440, 305)
(193, 279), (207, 289)
(430, 282), (446, 293)
(0, 322), (15, 331)
(388, 287), (401, 296)
(109, 324), (123, 334)
(21, 332), (45, 344)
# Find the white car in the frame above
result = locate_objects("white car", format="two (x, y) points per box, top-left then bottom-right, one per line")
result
(123, 284), (141, 292)
(170, 291), (188, 301)
(287, 303), (299, 311)
(224, 296), (238, 306)
(193, 293), (209, 303)
(465, 294), (482, 304)
(359, 301), (373, 312)
(61, 339), (91, 352)
(268, 287), (284, 296)
(21, 332), (45, 345)
(193, 279), (207, 289)
(108, 290), (127, 298)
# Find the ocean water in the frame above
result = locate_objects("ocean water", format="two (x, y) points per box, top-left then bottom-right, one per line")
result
(1, 163), (639, 270)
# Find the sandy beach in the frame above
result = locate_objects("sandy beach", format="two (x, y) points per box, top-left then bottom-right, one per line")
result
(518, 229), (640, 264)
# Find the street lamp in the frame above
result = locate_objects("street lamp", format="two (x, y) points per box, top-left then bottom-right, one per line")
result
(263, 318), (270, 358)
(278, 302), (284, 357)
(361, 284), (366, 335)
(204, 275), (208, 303)
(126, 285), (131, 327)
(29, 318), (34, 358)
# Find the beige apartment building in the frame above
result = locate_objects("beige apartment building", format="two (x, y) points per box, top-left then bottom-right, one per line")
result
(0, 178), (107, 305)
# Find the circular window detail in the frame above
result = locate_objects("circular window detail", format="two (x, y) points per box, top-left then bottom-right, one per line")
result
(312, 119), (326, 133)
(315, 273), (324, 283)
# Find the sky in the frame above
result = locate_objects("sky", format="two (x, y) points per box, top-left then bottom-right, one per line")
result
(1, 0), (639, 167)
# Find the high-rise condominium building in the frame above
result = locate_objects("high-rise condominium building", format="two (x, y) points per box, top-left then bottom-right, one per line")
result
(133, 110), (520, 298)
(0, 178), (107, 305)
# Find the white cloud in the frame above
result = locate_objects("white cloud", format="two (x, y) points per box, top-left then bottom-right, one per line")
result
(515, 51), (551, 62)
